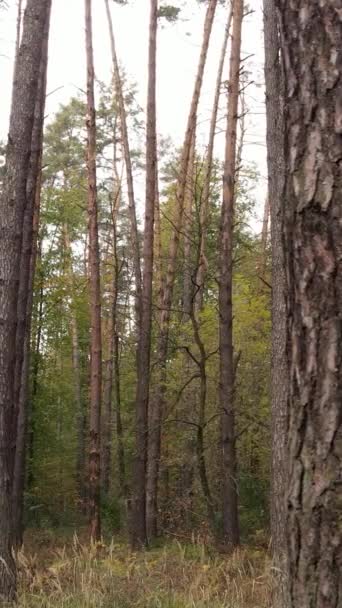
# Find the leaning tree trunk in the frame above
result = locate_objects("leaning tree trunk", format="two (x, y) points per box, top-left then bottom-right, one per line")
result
(219, 0), (244, 550)
(263, 2), (289, 605)
(131, 0), (158, 549)
(195, 1), (233, 312)
(275, 3), (342, 607)
(146, 0), (218, 542)
(85, 0), (102, 542)
(104, 0), (142, 326)
(0, 0), (51, 599)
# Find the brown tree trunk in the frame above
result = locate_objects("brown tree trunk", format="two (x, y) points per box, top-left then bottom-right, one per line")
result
(275, 3), (342, 606)
(104, 0), (142, 325)
(263, 3), (289, 606)
(146, 0), (218, 542)
(195, 2), (233, 312)
(85, 0), (102, 542)
(219, 0), (244, 550)
(0, 0), (51, 599)
(131, 0), (158, 549)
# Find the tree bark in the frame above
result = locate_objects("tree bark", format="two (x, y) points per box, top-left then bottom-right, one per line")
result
(12, 3), (52, 548)
(275, 3), (342, 607)
(146, 0), (218, 542)
(104, 0), (142, 326)
(131, 0), (158, 549)
(219, 0), (244, 550)
(85, 0), (102, 542)
(0, 0), (51, 599)
(195, 2), (233, 312)
(263, 5), (289, 605)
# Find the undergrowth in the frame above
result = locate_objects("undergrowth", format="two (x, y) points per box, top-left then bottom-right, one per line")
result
(17, 533), (272, 607)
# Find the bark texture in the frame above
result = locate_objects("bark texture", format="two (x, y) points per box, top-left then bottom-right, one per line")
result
(275, 2), (342, 607)
(12, 3), (52, 548)
(219, 0), (243, 549)
(146, 0), (218, 542)
(85, 0), (102, 541)
(263, 1), (289, 605)
(132, 0), (158, 548)
(0, 0), (51, 599)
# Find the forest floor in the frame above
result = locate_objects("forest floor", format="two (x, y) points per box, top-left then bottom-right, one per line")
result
(16, 530), (272, 607)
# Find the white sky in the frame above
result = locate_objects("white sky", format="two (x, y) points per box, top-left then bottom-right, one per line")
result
(0, 0), (267, 226)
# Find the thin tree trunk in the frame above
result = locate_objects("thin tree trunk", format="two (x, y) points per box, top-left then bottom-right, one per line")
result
(104, 0), (142, 326)
(131, 0), (158, 549)
(0, 0), (51, 599)
(27, 243), (43, 491)
(63, 225), (86, 508)
(85, 0), (102, 541)
(219, 0), (244, 549)
(146, 0), (218, 542)
(195, 2), (233, 312)
(14, 0), (23, 68)
(275, 3), (342, 606)
(182, 131), (196, 319)
(189, 311), (216, 532)
(263, 2), (289, 606)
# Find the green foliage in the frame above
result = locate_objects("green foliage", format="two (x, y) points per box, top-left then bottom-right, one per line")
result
(158, 5), (181, 22)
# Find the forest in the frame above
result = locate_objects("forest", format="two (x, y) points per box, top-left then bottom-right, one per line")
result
(0, 0), (341, 607)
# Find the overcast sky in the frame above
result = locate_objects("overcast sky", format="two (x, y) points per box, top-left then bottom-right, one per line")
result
(0, 0), (267, 225)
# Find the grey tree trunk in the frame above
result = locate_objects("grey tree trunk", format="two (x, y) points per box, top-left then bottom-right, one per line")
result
(263, 2), (289, 605)
(275, 2), (342, 606)
(0, 0), (51, 599)
(219, 0), (244, 549)
(85, 0), (102, 541)
(131, 0), (158, 549)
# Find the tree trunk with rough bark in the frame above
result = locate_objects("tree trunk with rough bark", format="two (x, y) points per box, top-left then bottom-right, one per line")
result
(85, 0), (102, 542)
(0, 0), (51, 599)
(146, 0), (218, 542)
(263, 2), (289, 605)
(219, 0), (244, 550)
(275, 2), (342, 606)
(131, 0), (158, 549)
(12, 3), (52, 548)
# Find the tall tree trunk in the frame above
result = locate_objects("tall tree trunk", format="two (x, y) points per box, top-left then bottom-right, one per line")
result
(12, 3), (52, 548)
(102, 162), (122, 496)
(219, 0), (243, 549)
(85, 0), (102, 541)
(263, 2), (289, 606)
(195, 2), (233, 312)
(146, 0), (218, 542)
(260, 195), (270, 278)
(275, 3), (342, 607)
(131, 0), (158, 549)
(104, 0), (142, 326)
(0, 0), (51, 599)
(63, 225), (86, 508)
(182, 131), (196, 319)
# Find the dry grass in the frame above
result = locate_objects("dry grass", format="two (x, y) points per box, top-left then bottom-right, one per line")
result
(17, 533), (272, 607)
